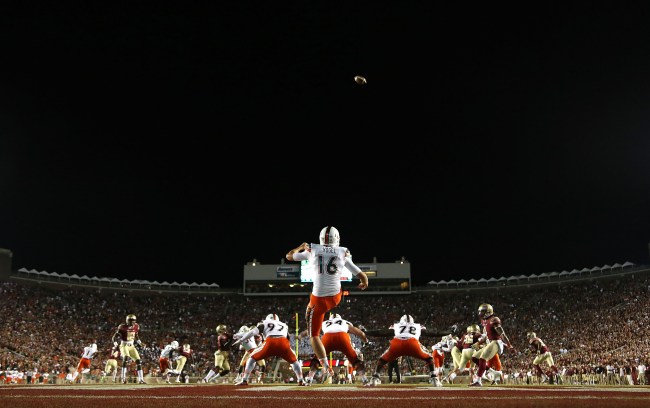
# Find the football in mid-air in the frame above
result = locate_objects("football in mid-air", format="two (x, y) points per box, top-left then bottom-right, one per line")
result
(354, 75), (367, 85)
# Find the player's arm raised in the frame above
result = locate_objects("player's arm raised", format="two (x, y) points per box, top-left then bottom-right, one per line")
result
(286, 242), (310, 261)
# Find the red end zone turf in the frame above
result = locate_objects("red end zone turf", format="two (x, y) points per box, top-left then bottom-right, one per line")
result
(2, 384), (649, 408)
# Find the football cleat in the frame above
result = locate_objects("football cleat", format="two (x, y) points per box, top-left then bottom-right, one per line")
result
(469, 380), (482, 387)
(234, 379), (248, 386)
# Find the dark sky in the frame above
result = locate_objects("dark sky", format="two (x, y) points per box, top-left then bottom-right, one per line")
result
(2, 3), (650, 288)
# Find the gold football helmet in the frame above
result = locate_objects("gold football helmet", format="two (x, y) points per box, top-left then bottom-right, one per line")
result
(527, 331), (537, 339)
(477, 303), (494, 319)
(467, 324), (481, 333)
(216, 324), (227, 334)
(126, 314), (137, 325)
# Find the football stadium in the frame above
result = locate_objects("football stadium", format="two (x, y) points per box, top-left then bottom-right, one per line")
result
(1, 248), (649, 407)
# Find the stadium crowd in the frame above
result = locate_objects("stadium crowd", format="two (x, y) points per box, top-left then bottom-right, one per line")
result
(1, 271), (649, 385)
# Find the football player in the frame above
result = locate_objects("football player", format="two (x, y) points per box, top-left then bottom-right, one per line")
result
(366, 314), (437, 386)
(232, 314), (306, 386)
(286, 226), (369, 383)
(71, 340), (97, 383)
(159, 340), (179, 383)
(112, 314), (147, 384)
(200, 324), (233, 383)
(469, 304), (515, 387)
(527, 331), (559, 384)
(444, 324), (482, 383)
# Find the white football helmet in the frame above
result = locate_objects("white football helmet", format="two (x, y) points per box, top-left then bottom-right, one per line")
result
(319, 226), (340, 247)
(266, 313), (279, 321)
(170, 340), (179, 349)
(331, 314), (342, 320)
(399, 314), (414, 324)
(238, 325), (251, 334)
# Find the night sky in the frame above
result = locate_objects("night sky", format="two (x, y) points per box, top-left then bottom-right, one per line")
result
(2, 3), (650, 287)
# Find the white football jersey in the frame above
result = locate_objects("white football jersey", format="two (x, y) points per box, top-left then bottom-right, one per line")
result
(443, 337), (456, 352)
(432, 341), (445, 353)
(240, 335), (257, 351)
(160, 344), (176, 358)
(233, 328), (258, 351)
(259, 317), (289, 338)
(322, 316), (351, 334)
(293, 243), (362, 296)
(81, 344), (97, 359)
(392, 322), (422, 340)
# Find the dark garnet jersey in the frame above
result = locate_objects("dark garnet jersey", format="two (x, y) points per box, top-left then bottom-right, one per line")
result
(481, 316), (502, 341)
(217, 333), (233, 351)
(115, 323), (140, 342)
(528, 337), (549, 354)
(460, 332), (483, 350)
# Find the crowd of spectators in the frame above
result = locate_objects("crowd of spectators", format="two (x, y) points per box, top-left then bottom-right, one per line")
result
(1, 271), (649, 385)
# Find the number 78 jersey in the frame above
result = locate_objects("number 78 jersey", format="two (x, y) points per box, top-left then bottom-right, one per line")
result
(392, 322), (422, 340)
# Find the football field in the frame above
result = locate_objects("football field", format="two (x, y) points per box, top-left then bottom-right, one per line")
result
(2, 383), (649, 408)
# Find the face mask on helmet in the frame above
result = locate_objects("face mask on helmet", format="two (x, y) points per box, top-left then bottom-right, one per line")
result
(399, 314), (414, 324)
(319, 226), (340, 247)
(216, 325), (227, 334)
(126, 314), (137, 324)
(468, 324), (481, 333)
(266, 314), (279, 321)
(477, 303), (493, 319)
(170, 341), (179, 349)
(238, 325), (250, 334)
(183, 344), (190, 352)
(527, 332), (536, 339)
